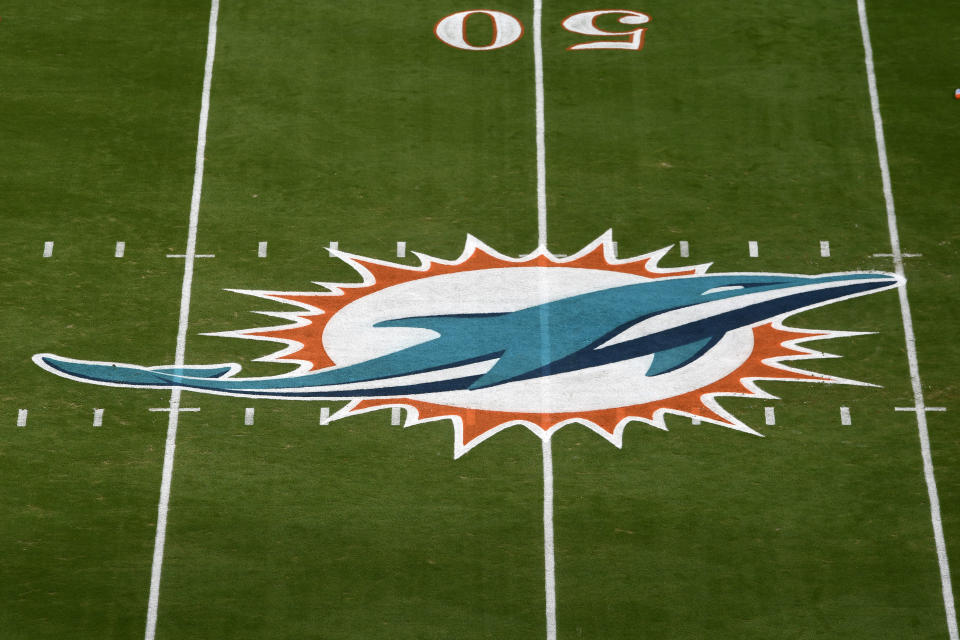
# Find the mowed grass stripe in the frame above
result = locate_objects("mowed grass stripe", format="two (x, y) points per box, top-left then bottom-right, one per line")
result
(154, 1), (548, 638)
(0, 2), (217, 638)
(541, 0), (956, 637)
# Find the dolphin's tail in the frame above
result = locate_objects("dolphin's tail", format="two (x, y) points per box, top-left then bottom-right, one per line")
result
(33, 353), (239, 389)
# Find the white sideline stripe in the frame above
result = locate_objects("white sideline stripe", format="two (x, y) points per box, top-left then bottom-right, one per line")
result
(43, 241), (53, 258)
(396, 241), (406, 258)
(764, 406), (775, 425)
(93, 408), (104, 427)
(679, 240), (689, 258)
(319, 407), (330, 425)
(748, 240), (759, 258)
(115, 241), (126, 258)
(857, 2), (958, 637)
(258, 241), (268, 258)
(820, 240), (831, 258)
(533, 0), (547, 249)
(244, 407), (254, 426)
(17, 409), (27, 427)
(542, 437), (557, 640)
(390, 406), (403, 426)
(145, 2), (219, 639)
(840, 406), (851, 426)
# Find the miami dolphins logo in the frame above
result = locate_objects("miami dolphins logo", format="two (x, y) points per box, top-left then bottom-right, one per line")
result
(35, 232), (900, 457)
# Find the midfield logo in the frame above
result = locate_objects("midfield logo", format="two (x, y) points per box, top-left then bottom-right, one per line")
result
(35, 233), (900, 457)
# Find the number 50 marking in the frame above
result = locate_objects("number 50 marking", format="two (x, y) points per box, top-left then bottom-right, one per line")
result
(434, 9), (651, 51)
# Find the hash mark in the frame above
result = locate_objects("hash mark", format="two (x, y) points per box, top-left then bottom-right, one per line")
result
(872, 252), (921, 258)
(748, 241), (759, 258)
(258, 242), (268, 258)
(396, 241), (406, 258)
(244, 407), (254, 426)
(679, 241), (689, 258)
(840, 406), (851, 426)
(93, 408), (104, 427)
(43, 241), (53, 258)
(115, 241), (126, 258)
(17, 409), (28, 427)
(820, 240), (831, 258)
(391, 407), (403, 426)
(319, 407), (330, 425)
(764, 406), (775, 425)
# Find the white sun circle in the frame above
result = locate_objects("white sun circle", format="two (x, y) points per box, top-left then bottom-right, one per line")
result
(322, 267), (753, 413)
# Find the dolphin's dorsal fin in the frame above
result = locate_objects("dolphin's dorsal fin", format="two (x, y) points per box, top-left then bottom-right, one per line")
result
(645, 335), (721, 377)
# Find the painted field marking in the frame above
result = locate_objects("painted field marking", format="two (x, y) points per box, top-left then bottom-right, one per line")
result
(840, 406), (851, 426)
(820, 240), (831, 258)
(611, 241), (618, 257)
(390, 406), (403, 426)
(148, 407), (200, 413)
(319, 407), (330, 425)
(396, 241), (406, 258)
(42, 241), (53, 258)
(896, 406), (948, 413)
(166, 253), (215, 259)
(145, 2), (220, 639)
(328, 241), (339, 252)
(748, 240), (759, 258)
(93, 408), (104, 427)
(17, 409), (28, 427)
(764, 406), (776, 425)
(542, 436), (558, 640)
(534, 0), (547, 249)
(258, 241), (268, 258)
(244, 407), (254, 426)
(691, 416), (701, 425)
(531, 3), (556, 637)
(679, 240), (689, 258)
(873, 252), (922, 258)
(858, 2), (958, 637)
(115, 241), (126, 258)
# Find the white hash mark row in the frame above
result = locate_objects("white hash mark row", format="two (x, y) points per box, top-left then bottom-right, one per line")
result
(13, 405), (942, 427)
(35, 240), (924, 260)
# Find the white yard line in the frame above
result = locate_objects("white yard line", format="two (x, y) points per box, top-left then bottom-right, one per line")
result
(144, 2), (220, 639)
(533, 0), (547, 249)
(532, 5), (556, 637)
(542, 437), (558, 640)
(857, 2), (958, 637)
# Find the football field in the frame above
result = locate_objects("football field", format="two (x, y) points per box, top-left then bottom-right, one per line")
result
(2, 1), (959, 638)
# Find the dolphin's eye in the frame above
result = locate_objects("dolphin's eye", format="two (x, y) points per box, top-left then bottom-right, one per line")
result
(701, 285), (745, 296)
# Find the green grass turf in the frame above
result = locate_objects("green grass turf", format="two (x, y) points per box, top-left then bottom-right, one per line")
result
(2, 0), (958, 638)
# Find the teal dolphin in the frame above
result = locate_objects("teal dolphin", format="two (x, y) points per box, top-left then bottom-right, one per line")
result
(34, 271), (900, 399)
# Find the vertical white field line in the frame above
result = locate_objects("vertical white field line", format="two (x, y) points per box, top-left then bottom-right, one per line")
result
(533, 0), (547, 249)
(542, 437), (558, 640)
(857, 2), (958, 638)
(144, 2), (220, 639)
(532, 4), (555, 637)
